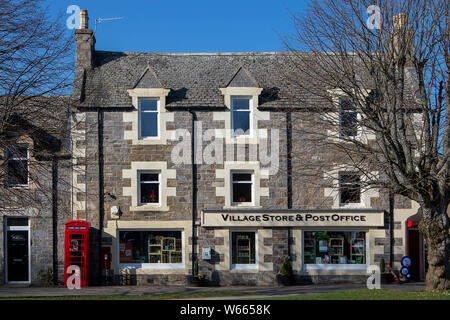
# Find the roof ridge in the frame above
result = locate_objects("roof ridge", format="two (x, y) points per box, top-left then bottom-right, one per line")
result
(95, 50), (293, 56)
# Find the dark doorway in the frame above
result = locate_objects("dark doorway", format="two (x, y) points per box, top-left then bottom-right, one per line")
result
(7, 230), (29, 282)
(407, 228), (424, 281)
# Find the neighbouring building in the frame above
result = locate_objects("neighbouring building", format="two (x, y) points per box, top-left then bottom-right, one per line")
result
(65, 9), (428, 286)
(0, 97), (72, 285)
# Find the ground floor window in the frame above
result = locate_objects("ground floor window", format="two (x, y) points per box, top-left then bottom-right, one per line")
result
(231, 231), (256, 268)
(119, 230), (182, 265)
(303, 231), (367, 266)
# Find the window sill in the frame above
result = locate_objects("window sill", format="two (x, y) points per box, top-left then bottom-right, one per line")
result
(132, 139), (164, 145)
(118, 263), (185, 270)
(338, 202), (366, 208)
(224, 205), (262, 210)
(130, 205), (170, 212)
(230, 264), (258, 271)
(6, 184), (29, 189)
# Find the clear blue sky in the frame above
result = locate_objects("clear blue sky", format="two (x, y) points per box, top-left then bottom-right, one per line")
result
(48, 0), (309, 53)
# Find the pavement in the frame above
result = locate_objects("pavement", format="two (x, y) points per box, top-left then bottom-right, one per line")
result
(0, 281), (426, 298)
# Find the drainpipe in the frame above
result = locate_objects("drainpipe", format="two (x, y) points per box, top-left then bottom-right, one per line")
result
(52, 158), (58, 284)
(286, 111), (293, 258)
(389, 191), (394, 266)
(189, 109), (197, 275)
(98, 109), (105, 285)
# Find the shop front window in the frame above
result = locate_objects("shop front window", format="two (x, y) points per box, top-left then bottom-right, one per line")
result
(231, 231), (256, 268)
(303, 231), (366, 267)
(119, 230), (182, 265)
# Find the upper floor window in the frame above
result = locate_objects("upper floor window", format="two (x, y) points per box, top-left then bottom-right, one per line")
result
(339, 172), (361, 204)
(231, 97), (251, 137)
(139, 98), (159, 139)
(138, 172), (160, 205)
(339, 98), (357, 138)
(231, 172), (253, 205)
(5, 145), (29, 187)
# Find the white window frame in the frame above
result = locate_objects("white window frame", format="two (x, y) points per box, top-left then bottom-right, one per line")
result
(338, 98), (359, 139)
(117, 229), (185, 270)
(231, 96), (253, 138)
(302, 230), (369, 271)
(5, 217), (31, 284)
(230, 230), (258, 270)
(338, 172), (363, 206)
(138, 171), (161, 206)
(6, 145), (29, 188)
(138, 98), (160, 140)
(230, 171), (254, 206)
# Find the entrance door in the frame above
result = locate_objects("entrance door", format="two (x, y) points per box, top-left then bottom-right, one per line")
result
(5, 218), (30, 283)
(407, 229), (422, 281)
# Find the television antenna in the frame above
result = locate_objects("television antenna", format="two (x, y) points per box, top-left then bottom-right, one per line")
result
(93, 17), (124, 34)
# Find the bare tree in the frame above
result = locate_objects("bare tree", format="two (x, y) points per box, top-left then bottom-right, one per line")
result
(283, 0), (449, 290)
(0, 0), (74, 210)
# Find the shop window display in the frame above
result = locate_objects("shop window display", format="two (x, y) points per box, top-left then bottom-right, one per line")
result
(119, 231), (182, 264)
(231, 232), (256, 265)
(303, 231), (366, 265)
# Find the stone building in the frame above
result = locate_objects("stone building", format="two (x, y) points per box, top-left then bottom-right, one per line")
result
(0, 97), (72, 285)
(70, 10), (424, 286)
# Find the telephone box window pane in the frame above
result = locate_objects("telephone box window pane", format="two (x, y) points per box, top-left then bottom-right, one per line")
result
(303, 231), (366, 265)
(140, 183), (159, 204)
(232, 232), (256, 265)
(140, 113), (158, 137)
(119, 230), (182, 264)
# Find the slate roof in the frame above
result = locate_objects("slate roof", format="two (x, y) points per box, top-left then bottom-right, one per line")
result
(74, 51), (320, 109)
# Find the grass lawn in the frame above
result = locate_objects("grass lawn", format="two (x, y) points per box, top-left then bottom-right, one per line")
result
(0, 291), (255, 300)
(257, 289), (450, 300)
(0, 289), (449, 300)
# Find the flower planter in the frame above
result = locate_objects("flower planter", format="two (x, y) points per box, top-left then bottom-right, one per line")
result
(276, 274), (294, 286)
(187, 275), (208, 287)
(380, 273), (394, 284)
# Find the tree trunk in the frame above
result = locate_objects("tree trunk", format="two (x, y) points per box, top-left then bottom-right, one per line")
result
(419, 205), (450, 290)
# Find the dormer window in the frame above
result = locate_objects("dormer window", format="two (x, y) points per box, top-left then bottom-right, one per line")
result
(139, 98), (159, 139)
(231, 97), (251, 137)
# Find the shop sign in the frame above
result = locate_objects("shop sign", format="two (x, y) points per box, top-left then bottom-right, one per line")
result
(201, 211), (384, 227)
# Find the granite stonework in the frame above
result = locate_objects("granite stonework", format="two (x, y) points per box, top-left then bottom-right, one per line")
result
(67, 11), (421, 286)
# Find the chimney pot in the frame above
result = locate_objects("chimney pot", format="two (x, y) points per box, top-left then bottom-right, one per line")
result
(393, 12), (406, 30)
(80, 9), (89, 29)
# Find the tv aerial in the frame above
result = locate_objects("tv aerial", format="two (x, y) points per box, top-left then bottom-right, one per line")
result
(93, 17), (124, 34)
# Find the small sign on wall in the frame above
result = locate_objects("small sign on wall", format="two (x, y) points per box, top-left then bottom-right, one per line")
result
(202, 248), (211, 260)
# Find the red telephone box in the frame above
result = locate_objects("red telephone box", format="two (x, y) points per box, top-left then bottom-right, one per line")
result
(64, 220), (90, 287)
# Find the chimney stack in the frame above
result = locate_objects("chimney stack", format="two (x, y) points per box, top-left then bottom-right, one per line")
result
(393, 12), (406, 30)
(391, 12), (414, 66)
(75, 9), (95, 70)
